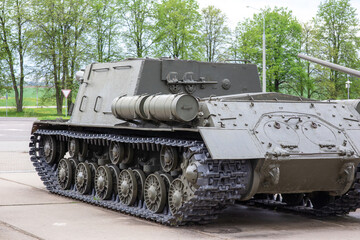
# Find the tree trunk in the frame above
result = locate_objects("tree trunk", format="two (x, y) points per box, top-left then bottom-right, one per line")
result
(0, 14), (22, 112)
(52, 49), (62, 115)
(274, 79), (280, 92)
(16, 0), (24, 112)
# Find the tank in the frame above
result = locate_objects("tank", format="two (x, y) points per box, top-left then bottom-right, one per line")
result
(29, 57), (360, 225)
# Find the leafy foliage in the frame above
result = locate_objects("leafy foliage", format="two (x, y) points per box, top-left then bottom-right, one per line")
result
(234, 7), (303, 93)
(118, 0), (155, 58)
(1, 0), (360, 116)
(154, 0), (202, 59)
(30, 0), (90, 114)
(0, 0), (32, 111)
(89, 0), (122, 62)
(201, 5), (230, 62)
(312, 0), (360, 99)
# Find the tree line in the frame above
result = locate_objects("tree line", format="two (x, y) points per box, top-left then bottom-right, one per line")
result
(0, 0), (359, 114)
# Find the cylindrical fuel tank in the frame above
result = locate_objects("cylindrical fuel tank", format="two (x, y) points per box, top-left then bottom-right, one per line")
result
(143, 94), (199, 121)
(111, 94), (199, 122)
(111, 95), (149, 120)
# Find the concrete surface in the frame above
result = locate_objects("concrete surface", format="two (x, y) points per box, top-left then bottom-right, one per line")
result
(0, 118), (35, 172)
(1, 117), (360, 240)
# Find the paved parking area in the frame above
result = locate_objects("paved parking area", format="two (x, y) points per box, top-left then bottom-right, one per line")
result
(1, 117), (360, 240)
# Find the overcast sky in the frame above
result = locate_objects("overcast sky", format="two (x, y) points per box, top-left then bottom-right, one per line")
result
(197, 0), (360, 30)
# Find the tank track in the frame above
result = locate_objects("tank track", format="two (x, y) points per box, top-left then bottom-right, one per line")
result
(245, 163), (360, 217)
(29, 129), (251, 225)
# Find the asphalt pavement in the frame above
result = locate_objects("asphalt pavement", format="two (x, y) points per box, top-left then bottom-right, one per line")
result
(1, 117), (360, 240)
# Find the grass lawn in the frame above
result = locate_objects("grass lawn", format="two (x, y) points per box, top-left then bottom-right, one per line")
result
(0, 87), (56, 107)
(0, 107), (70, 120)
(0, 87), (75, 119)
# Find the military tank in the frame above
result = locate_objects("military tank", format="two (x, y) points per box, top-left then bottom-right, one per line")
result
(29, 56), (360, 225)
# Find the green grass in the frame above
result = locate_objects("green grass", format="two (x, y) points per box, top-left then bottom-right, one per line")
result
(0, 107), (70, 120)
(0, 87), (74, 119)
(0, 87), (56, 107)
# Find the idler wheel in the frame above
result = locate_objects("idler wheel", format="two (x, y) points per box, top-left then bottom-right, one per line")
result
(133, 169), (146, 201)
(43, 135), (57, 164)
(75, 162), (92, 194)
(57, 158), (73, 190)
(144, 173), (166, 213)
(168, 178), (186, 215)
(95, 166), (113, 200)
(109, 142), (124, 165)
(68, 139), (79, 158)
(160, 146), (178, 173)
(118, 169), (137, 206)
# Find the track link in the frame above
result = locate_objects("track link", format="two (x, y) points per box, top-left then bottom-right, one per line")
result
(29, 129), (251, 225)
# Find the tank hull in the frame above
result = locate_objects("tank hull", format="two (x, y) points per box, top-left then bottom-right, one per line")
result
(30, 92), (360, 223)
(29, 120), (360, 224)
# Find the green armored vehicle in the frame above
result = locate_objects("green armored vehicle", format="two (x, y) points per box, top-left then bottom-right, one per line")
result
(29, 56), (360, 225)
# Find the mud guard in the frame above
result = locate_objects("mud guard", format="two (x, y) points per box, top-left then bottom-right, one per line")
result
(199, 128), (264, 159)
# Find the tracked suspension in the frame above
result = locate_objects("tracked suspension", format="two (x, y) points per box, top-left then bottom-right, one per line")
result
(29, 129), (252, 225)
(29, 129), (360, 224)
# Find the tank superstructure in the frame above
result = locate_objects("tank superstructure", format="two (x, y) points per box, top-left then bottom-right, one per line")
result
(29, 57), (360, 225)
(67, 58), (261, 126)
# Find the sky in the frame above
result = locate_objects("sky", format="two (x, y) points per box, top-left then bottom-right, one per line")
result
(197, 0), (360, 30)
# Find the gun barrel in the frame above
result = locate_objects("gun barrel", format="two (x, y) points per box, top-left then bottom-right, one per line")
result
(298, 53), (360, 78)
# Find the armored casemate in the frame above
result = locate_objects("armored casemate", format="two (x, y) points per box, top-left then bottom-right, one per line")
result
(29, 57), (360, 225)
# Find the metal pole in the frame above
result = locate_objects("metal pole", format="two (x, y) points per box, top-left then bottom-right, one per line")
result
(36, 87), (38, 108)
(65, 97), (68, 117)
(347, 76), (351, 100)
(262, 14), (266, 93)
(5, 91), (8, 117)
(298, 54), (360, 78)
(345, 78), (351, 100)
(247, 6), (266, 92)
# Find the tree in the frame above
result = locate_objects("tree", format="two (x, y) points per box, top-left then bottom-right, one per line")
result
(226, 32), (241, 63)
(235, 7), (303, 93)
(31, 0), (89, 115)
(154, 0), (202, 59)
(118, 0), (155, 58)
(0, 56), (11, 96)
(313, 0), (360, 99)
(290, 22), (318, 98)
(201, 5), (230, 62)
(31, 0), (62, 115)
(89, 0), (121, 62)
(293, 21), (341, 99)
(58, 0), (90, 107)
(0, 0), (31, 112)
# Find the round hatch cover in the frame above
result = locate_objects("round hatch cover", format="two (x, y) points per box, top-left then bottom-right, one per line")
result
(264, 121), (300, 146)
(302, 121), (336, 145)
